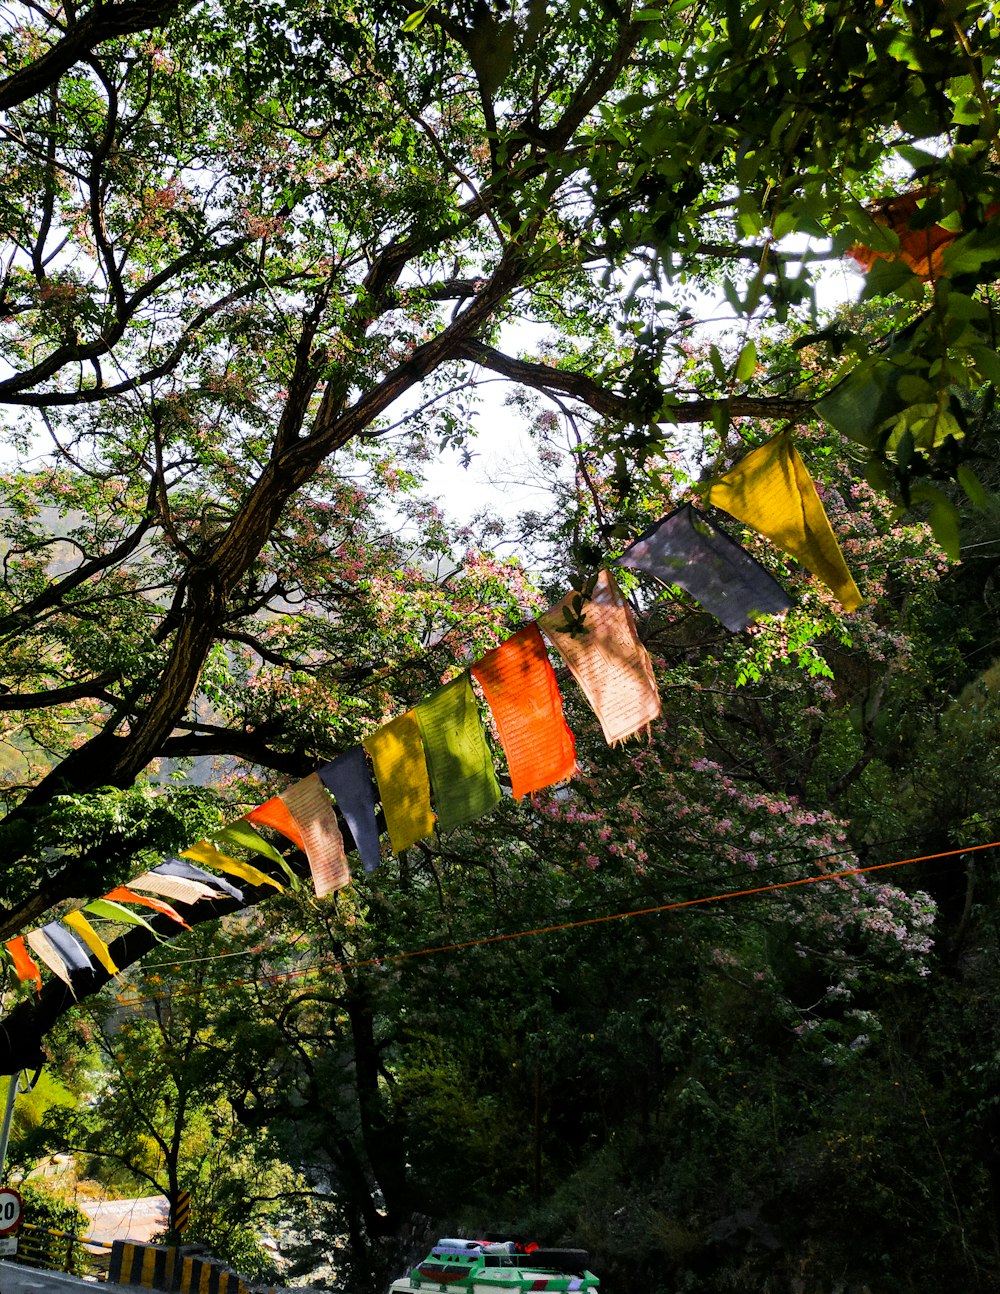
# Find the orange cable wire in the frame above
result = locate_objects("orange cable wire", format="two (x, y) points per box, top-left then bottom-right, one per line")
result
(118, 839), (1000, 1007)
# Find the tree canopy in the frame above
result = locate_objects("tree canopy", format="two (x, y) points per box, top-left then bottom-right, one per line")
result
(1, 0), (999, 928)
(21, 470), (1000, 1291)
(5, 1), (1000, 1282)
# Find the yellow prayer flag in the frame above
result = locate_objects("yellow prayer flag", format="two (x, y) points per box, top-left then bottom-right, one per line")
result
(181, 841), (284, 891)
(363, 712), (435, 855)
(63, 910), (120, 976)
(705, 430), (862, 612)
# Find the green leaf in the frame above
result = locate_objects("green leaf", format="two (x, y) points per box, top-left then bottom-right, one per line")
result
(793, 213), (828, 239)
(942, 291), (987, 321)
(972, 347), (1000, 384)
(895, 427), (916, 473)
(897, 375), (934, 404)
(898, 403), (964, 451)
(734, 339), (757, 384)
(957, 463), (989, 509)
(953, 95), (982, 125)
(723, 277), (742, 315)
(737, 209), (764, 238)
(929, 499), (962, 561)
(772, 210), (796, 241)
(816, 360), (900, 447)
(863, 458), (893, 493)
(895, 144), (945, 172)
(860, 255), (922, 302)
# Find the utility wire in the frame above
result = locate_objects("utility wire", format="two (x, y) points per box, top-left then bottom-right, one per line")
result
(138, 820), (976, 974)
(119, 839), (1000, 1007)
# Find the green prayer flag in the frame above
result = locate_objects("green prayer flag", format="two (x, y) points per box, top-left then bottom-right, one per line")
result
(213, 819), (300, 887)
(415, 673), (501, 831)
(84, 898), (161, 937)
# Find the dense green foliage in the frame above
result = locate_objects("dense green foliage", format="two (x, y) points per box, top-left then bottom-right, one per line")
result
(23, 425), (1000, 1291)
(6, 0), (1000, 1289)
(19, 1181), (87, 1235)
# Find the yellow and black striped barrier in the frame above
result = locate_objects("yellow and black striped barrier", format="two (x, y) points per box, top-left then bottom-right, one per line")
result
(108, 1240), (276, 1294)
(180, 1253), (249, 1294)
(109, 1241), (182, 1289)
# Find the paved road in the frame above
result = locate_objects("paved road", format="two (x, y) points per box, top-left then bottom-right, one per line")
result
(78, 1197), (168, 1244)
(0, 1258), (148, 1294)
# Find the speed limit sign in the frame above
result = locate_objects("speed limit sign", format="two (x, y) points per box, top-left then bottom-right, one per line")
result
(0, 1189), (22, 1235)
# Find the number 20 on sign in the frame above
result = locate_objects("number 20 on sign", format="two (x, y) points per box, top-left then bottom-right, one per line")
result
(0, 1189), (22, 1235)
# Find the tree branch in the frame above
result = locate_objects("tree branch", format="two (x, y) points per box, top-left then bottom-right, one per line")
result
(0, 674), (118, 711)
(456, 339), (815, 424)
(0, 491), (157, 640)
(0, 0), (183, 111)
(157, 729), (315, 777)
(0, 236), (263, 403)
(0, 877), (293, 1073)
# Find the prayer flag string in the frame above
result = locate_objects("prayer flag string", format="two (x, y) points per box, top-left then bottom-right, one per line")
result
(9, 431), (865, 992)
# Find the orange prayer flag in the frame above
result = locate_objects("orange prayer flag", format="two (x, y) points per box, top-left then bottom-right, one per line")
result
(471, 624), (577, 799)
(5, 936), (41, 991)
(103, 885), (191, 929)
(247, 797), (306, 851)
(847, 187), (1000, 281)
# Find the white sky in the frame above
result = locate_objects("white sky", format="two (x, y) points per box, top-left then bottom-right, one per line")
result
(422, 244), (867, 524)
